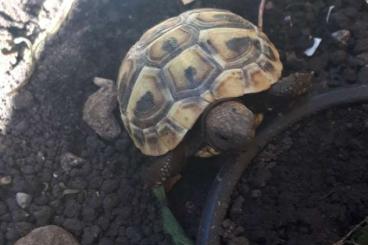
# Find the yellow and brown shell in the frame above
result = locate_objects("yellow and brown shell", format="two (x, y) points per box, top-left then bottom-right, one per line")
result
(117, 8), (283, 156)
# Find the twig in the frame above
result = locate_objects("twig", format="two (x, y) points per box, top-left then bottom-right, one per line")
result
(258, 0), (266, 31)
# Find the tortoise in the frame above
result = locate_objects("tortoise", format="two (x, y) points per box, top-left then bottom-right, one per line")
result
(117, 8), (310, 187)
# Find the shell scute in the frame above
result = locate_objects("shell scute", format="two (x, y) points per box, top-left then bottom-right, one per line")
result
(199, 28), (259, 67)
(147, 26), (193, 64)
(126, 67), (172, 129)
(167, 98), (209, 130)
(164, 45), (218, 96)
(211, 69), (247, 99)
(138, 17), (182, 49)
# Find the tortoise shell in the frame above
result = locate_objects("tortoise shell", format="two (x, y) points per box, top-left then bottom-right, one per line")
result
(117, 8), (283, 156)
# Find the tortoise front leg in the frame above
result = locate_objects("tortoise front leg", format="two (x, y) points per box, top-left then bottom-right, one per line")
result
(142, 143), (187, 189)
(268, 72), (314, 97)
(143, 145), (194, 245)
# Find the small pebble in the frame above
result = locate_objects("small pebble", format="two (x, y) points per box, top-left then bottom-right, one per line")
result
(16, 193), (32, 209)
(0, 176), (12, 186)
(60, 152), (85, 173)
(331, 30), (350, 46)
(181, 0), (195, 4)
(82, 77), (121, 140)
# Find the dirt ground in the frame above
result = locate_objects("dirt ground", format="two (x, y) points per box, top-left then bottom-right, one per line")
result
(223, 103), (368, 245)
(1, 0), (368, 245)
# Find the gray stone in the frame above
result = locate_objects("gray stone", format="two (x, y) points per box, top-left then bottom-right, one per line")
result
(0, 175), (12, 186)
(331, 29), (351, 46)
(83, 77), (121, 140)
(16, 192), (32, 209)
(14, 225), (79, 245)
(60, 152), (85, 173)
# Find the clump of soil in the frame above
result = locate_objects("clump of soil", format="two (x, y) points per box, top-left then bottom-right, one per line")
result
(223, 103), (368, 245)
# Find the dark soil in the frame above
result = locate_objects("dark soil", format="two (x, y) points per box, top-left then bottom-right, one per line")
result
(1, 0), (368, 245)
(223, 103), (368, 245)
(0, 0), (183, 244)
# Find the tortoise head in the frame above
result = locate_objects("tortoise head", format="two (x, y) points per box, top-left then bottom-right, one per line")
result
(204, 100), (258, 152)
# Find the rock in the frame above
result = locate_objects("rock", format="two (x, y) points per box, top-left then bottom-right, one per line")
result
(181, 0), (195, 4)
(0, 175), (12, 186)
(331, 29), (351, 46)
(358, 66), (368, 83)
(12, 90), (34, 110)
(60, 152), (85, 173)
(14, 225), (79, 245)
(62, 189), (80, 196)
(16, 192), (32, 209)
(83, 77), (121, 140)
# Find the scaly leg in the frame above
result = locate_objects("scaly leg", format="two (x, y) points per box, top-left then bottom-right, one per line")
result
(142, 144), (187, 189)
(268, 72), (314, 97)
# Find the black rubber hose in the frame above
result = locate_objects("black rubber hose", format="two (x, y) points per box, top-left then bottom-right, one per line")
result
(197, 85), (368, 245)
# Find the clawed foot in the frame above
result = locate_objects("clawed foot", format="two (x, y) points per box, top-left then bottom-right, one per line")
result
(269, 72), (314, 97)
(142, 145), (186, 189)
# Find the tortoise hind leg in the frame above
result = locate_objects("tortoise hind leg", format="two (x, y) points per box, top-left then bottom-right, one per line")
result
(269, 72), (314, 97)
